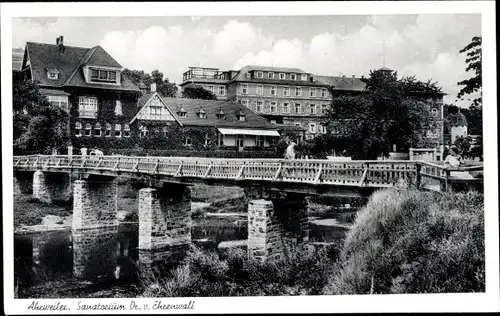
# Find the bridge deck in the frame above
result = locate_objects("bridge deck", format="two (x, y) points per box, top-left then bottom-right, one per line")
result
(13, 155), (483, 192)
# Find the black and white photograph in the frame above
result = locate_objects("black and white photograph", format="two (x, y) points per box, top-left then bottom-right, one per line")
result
(2, 1), (498, 314)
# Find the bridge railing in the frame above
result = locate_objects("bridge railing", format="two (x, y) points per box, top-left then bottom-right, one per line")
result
(13, 155), (482, 189)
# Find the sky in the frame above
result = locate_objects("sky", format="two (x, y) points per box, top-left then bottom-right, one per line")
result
(12, 14), (481, 105)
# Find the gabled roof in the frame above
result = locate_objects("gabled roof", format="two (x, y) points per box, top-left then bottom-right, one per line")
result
(159, 97), (277, 130)
(26, 42), (88, 87)
(25, 41), (139, 92)
(130, 92), (182, 125)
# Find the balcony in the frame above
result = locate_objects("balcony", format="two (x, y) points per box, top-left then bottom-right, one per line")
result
(182, 67), (230, 82)
(79, 110), (97, 119)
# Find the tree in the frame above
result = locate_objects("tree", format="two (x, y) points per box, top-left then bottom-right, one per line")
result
(457, 36), (482, 108)
(13, 72), (70, 155)
(323, 69), (436, 160)
(181, 86), (217, 100)
(454, 135), (472, 160)
(123, 68), (178, 97)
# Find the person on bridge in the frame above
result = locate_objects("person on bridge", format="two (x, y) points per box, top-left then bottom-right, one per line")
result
(285, 141), (297, 159)
(80, 147), (87, 157)
(444, 147), (461, 168)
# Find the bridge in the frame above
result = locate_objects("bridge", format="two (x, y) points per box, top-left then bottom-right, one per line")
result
(13, 155), (483, 280)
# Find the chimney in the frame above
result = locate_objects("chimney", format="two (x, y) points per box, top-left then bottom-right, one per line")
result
(150, 83), (157, 93)
(352, 75), (355, 78)
(56, 36), (65, 53)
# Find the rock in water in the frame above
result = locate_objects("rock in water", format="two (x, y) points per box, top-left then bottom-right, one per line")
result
(41, 215), (63, 226)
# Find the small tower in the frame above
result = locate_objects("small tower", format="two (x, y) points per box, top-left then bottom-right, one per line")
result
(450, 111), (468, 143)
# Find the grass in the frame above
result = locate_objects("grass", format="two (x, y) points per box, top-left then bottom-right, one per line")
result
(324, 186), (485, 294)
(140, 244), (341, 297)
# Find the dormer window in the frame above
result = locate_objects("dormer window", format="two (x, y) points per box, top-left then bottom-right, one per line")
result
(90, 68), (117, 83)
(256, 71), (263, 79)
(237, 110), (246, 122)
(197, 108), (207, 119)
(46, 68), (59, 80)
(291, 74), (297, 80)
(177, 107), (187, 117)
(301, 74), (307, 81)
(216, 108), (226, 120)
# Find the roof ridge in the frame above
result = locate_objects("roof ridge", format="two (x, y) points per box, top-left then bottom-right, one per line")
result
(26, 41), (89, 50)
(63, 46), (97, 86)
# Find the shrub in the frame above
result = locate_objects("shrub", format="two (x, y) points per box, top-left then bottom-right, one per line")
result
(324, 188), (485, 294)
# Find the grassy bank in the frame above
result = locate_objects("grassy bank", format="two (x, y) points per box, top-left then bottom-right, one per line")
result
(14, 195), (71, 228)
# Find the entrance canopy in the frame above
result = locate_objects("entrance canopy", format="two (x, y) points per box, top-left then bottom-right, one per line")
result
(217, 128), (280, 137)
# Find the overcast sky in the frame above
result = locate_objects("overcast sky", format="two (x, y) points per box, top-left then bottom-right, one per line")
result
(13, 15), (481, 105)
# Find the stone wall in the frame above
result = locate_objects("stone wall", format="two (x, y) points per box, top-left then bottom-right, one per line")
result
(32, 171), (72, 203)
(72, 178), (119, 279)
(14, 171), (33, 197)
(138, 184), (191, 251)
(248, 196), (309, 262)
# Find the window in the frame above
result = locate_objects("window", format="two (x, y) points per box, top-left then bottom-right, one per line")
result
(319, 124), (327, 134)
(84, 123), (92, 137)
(177, 107), (187, 117)
(90, 69), (117, 83)
(283, 86), (290, 96)
(257, 135), (265, 147)
(241, 84), (248, 94)
(139, 125), (148, 138)
(150, 105), (162, 116)
(306, 134), (314, 140)
(115, 124), (122, 137)
(282, 102), (290, 113)
(218, 86), (226, 96)
(310, 104), (316, 115)
(268, 72), (274, 79)
(270, 102), (277, 113)
(115, 100), (123, 116)
(256, 101), (263, 113)
(75, 122), (82, 136)
(124, 124), (131, 137)
(301, 74), (307, 81)
(207, 85), (214, 94)
(241, 99), (249, 107)
(105, 123), (112, 137)
(94, 123), (102, 137)
(309, 88), (316, 97)
(321, 104), (328, 114)
(238, 113), (246, 122)
(309, 123), (317, 134)
(295, 123), (302, 127)
(198, 109), (207, 119)
(47, 95), (68, 109)
(295, 87), (302, 97)
(79, 97), (98, 118)
(270, 86), (277, 96)
(47, 72), (58, 79)
(291, 74), (297, 80)
(257, 85), (263, 95)
(270, 120), (277, 124)
(256, 71), (263, 79)
(279, 73), (286, 80)
(204, 133), (211, 146)
(295, 103), (302, 114)
(184, 137), (192, 147)
(237, 135), (244, 148)
(216, 109), (226, 120)
(431, 108), (438, 117)
(321, 88), (327, 97)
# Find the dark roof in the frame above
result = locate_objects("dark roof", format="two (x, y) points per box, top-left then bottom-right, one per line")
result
(228, 65), (308, 84)
(40, 88), (70, 96)
(25, 41), (139, 92)
(276, 124), (307, 132)
(314, 75), (366, 91)
(449, 112), (468, 127)
(136, 92), (156, 111)
(159, 97), (277, 130)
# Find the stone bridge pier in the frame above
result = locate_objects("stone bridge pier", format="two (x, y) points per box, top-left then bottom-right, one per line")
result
(19, 170), (72, 203)
(72, 176), (119, 279)
(137, 183), (192, 279)
(245, 187), (309, 262)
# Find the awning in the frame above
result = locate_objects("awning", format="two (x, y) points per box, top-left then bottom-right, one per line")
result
(217, 128), (280, 137)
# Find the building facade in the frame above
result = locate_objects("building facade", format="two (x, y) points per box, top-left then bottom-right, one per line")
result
(20, 36), (142, 152)
(180, 65), (445, 149)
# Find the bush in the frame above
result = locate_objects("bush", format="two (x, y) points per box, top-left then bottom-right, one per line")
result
(110, 148), (282, 159)
(324, 187), (485, 294)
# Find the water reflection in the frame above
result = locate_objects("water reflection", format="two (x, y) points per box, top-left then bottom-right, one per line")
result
(14, 207), (354, 298)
